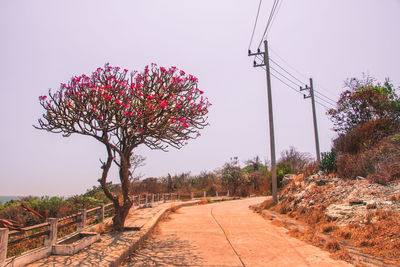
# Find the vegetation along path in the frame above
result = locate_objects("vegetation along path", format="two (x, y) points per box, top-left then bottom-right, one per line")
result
(124, 197), (351, 266)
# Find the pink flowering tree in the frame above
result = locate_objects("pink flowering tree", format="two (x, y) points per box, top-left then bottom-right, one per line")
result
(35, 63), (211, 230)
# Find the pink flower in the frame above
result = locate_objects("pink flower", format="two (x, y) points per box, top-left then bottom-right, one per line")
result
(159, 100), (168, 108)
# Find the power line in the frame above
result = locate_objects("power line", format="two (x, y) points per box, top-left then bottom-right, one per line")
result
(256, 55), (337, 110)
(258, 0), (280, 49)
(262, 66), (304, 96)
(270, 66), (303, 88)
(269, 46), (309, 80)
(269, 46), (339, 99)
(248, 0), (263, 50)
(270, 58), (307, 87)
(256, 55), (305, 88)
(314, 94), (335, 108)
(314, 81), (339, 99)
(314, 90), (337, 105)
(315, 99), (332, 110)
(265, 0), (283, 38)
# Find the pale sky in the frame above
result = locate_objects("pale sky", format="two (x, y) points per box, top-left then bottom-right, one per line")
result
(0, 0), (399, 196)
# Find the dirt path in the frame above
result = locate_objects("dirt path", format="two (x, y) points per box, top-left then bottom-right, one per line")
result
(123, 197), (352, 266)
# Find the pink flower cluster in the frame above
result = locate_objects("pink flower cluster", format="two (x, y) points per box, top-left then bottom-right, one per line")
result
(40, 63), (211, 137)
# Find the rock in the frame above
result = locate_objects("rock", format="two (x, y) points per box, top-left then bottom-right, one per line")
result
(349, 199), (365, 205)
(282, 174), (295, 188)
(356, 176), (366, 180)
(332, 178), (342, 183)
(315, 179), (328, 186)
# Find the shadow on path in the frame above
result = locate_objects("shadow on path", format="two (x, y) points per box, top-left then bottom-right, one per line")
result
(124, 233), (205, 267)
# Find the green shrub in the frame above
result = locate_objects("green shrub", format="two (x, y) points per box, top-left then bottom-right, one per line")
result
(320, 149), (337, 173)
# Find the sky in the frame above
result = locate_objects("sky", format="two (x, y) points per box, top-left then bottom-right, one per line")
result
(0, 0), (399, 196)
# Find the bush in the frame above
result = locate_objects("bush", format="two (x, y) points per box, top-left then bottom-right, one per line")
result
(328, 77), (400, 135)
(328, 77), (400, 181)
(319, 149), (337, 173)
(336, 135), (400, 183)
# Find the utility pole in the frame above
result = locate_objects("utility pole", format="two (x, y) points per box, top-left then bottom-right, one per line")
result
(300, 78), (321, 162)
(248, 40), (277, 203)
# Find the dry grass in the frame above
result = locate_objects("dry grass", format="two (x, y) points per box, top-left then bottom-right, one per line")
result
(262, 170), (400, 263)
(388, 192), (400, 202)
(324, 239), (341, 252)
(260, 198), (275, 210)
(333, 210), (400, 260)
(331, 250), (353, 263)
(320, 222), (338, 233)
(169, 204), (180, 213)
(199, 197), (211, 205)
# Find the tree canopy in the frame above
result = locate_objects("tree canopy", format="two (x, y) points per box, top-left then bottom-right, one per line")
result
(35, 63), (211, 230)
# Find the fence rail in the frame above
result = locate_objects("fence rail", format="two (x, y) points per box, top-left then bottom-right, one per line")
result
(0, 192), (184, 264)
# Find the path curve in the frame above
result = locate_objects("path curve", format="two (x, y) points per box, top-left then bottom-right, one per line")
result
(124, 197), (352, 266)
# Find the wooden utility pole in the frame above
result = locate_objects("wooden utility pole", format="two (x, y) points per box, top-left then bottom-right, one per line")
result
(248, 40), (278, 203)
(301, 78), (321, 162)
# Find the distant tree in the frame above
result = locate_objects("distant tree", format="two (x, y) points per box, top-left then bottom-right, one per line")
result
(129, 154), (146, 181)
(328, 76), (400, 135)
(278, 147), (312, 174)
(35, 63), (210, 231)
(221, 157), (244, 195)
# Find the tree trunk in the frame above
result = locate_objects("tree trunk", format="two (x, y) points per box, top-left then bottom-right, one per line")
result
(112, 201), (132, 231)
(111, 155), (133, 231)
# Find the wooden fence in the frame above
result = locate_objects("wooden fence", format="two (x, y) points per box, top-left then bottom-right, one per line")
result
(0, 192), (180, 264)
(0, 190), (232, 264)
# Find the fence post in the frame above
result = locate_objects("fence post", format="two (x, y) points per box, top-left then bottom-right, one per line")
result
(178, 192), (180, 201)
(44, 218), (58, 246)
(170, 193), (172, 201)
(191, 192), (194, 200)
(227, 190), (229, 197)
(203, 191), (206, 198)
(99, 204), (105, 222)
(152, 194), (154, 205)
(0, 228), (8, 266)
(216, 191), (218, 197)
(78, 209), (87, 230)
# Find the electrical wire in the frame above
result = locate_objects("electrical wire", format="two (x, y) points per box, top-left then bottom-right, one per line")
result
(270, 58), (307, 87)
(314, 100), (332, 110)
(254, 53), (336, 111)
(258, 0), (280, 49)
(270, 66), (303, 88)
(314, 90), (337, 105)
(263, 67), (304, 96)
(269, 46), (309, 80)
(256, 55), (304, 88)
(261, 66), (334, 111)
(248, 0), (263, 50)
(269, 46), (339, 99)
(265, 0), (283, 38)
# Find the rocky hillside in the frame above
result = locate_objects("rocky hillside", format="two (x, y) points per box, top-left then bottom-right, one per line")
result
(254, 172), (400, 266)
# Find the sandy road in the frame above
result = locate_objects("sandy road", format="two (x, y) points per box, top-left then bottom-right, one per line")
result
(124, 197), (352, 266)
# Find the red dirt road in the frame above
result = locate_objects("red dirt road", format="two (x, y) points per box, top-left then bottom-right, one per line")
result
(124, 197), (352, 266)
